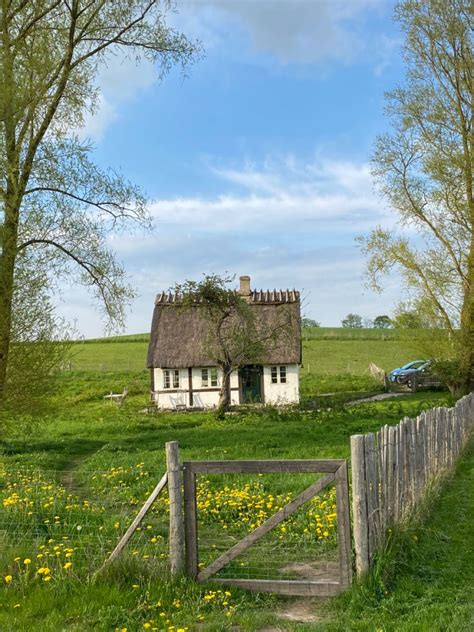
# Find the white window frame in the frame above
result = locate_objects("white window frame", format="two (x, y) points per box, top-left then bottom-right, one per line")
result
(271, 366), (278, 384)
(279, 365), (287, 384)
(201, 368), (209, 387)
(163, 369), (171, 389)
(172, 369), (180, 389)
(210, 367), (218, 387)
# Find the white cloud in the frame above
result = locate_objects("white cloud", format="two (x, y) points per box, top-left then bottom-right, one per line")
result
(147, 155), (389, 233)
(78, 53), (156, 141)
(176, 0), (392, 67)
(55, 153), (403, 336)
(80, 94), (118, 143)
(373, 34), (403, 77)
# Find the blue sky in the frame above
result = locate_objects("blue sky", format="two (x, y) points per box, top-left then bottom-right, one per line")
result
(59, 0), (407, 337)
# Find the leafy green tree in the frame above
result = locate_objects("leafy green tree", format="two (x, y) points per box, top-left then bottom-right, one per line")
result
(2, 253), (73, 420)
(359, 0), (473, 391)
(173, 275), (294, 419)
(0, 1), (201, 406)
(373, 315), (393, 329)
(301, 317), (320, 328)
(341, 313), (363, 329)
(392, 310), (423, 330)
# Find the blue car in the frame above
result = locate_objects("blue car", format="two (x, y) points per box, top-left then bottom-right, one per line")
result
(389, 360), (432, 387)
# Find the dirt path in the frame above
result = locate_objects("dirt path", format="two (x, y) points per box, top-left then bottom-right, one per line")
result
(347, 391), (408, 405)
(58, 442), (105, 497)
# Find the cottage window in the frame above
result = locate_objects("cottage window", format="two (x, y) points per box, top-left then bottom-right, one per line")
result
(172, 369), (180, 388)
(271, 366), (278, 383)
(279, 366), (287, 383)
(201, 368), (218, 387)
(163, 370), (171, 389)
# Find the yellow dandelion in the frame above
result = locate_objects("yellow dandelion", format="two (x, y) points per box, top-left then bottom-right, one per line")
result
(4, 575), (12, 583)
(63, 562), (73, 570)
(23, 558), (31, 565)
(43, 576), (52, 582)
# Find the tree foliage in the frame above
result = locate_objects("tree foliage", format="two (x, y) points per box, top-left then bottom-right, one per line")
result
(341, 313), (363, 329)
(301, 317), (320, 328)
(0, 1), (202, 406)
(0, 252), (73, 425)
(359, 0), (473, 390)
(373, 315), (393, 329)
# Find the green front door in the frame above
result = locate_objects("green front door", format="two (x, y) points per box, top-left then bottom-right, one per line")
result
(239, 365), (263, 403)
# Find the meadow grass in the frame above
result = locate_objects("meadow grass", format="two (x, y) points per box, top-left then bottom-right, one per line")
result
(0, 332), (463, 631)
(0, 360), (455, 631)
(68, 329), (423, 398)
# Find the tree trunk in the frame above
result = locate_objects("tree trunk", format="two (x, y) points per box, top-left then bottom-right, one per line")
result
(0, 199), (19, 404)
(459, 228), (474, 392)
(216, 367), (232, 420)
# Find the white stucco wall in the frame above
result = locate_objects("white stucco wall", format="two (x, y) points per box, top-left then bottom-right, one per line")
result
(263, 364), (299, 405)
(152, 367), (239, 410)
(152, 364), (299, 409)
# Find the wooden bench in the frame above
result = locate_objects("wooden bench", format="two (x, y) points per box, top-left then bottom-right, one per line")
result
(103, 388), (128, 405)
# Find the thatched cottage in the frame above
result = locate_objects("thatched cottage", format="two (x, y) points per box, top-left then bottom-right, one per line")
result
(146, 276), (301, 410)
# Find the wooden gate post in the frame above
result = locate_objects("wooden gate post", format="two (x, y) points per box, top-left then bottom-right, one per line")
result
(351, 434), (369, 575)
(166, 441), (185, 575)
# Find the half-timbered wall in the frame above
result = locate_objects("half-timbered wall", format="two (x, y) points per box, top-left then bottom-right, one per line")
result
(152, 364), (299, 409)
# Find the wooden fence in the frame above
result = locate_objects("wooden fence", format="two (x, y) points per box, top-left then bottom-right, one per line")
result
(351, 392), (474, 575)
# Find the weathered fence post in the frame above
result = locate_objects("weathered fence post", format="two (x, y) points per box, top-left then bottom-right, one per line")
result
(351, 434), (369, 575)
(166, 441), (185, 575)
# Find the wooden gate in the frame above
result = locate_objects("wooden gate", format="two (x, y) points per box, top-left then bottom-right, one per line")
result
(183, 459), (352, 596)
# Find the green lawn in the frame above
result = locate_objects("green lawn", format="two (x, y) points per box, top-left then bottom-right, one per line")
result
(0, 362), (457, 631)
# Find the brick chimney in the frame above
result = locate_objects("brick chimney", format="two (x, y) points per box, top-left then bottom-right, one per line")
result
(239, 275), (251, 298)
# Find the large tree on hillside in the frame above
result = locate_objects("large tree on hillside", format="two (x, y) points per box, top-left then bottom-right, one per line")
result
(0, 1), (201, 405)
(359, 0), (473, 391)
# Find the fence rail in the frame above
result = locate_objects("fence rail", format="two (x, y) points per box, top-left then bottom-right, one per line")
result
(351, 392), (474, 575)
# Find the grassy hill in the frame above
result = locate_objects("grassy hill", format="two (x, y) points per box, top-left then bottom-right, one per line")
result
(68, 328), (423, 398)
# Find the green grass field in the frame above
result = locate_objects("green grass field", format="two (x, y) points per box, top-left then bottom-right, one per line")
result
(68, 328), (422, 399)
(0, 331), (469, 631)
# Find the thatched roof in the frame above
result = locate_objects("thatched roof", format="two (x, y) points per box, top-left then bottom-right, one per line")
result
(147, 287), (301, 369)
